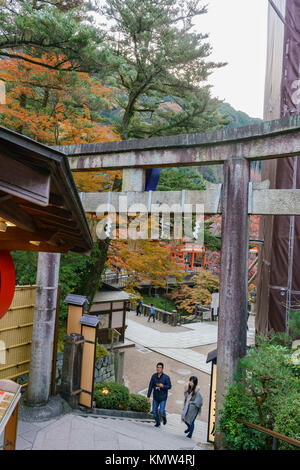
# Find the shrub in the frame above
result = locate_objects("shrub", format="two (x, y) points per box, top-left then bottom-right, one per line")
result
(94, 382), (130, 410)
(288, 310), (300, 340)
(218, 336), (299, 450)
(129, 394), (151, 413)
(267, 330), (292, 348)
(273, 390), (300, 450)
(95, 344), (109, 360)
(217, 382), (268, 450)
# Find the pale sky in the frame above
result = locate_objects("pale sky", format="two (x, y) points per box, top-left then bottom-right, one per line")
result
(196, 0), (268, 118)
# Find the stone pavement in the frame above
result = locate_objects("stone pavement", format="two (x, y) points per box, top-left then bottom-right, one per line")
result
(1, 410), (212, 450)
(125, 313), (256, 375)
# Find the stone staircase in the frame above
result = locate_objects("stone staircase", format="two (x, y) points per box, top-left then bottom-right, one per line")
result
(71, 410), (213, 451)
(2, 406), (213, 450)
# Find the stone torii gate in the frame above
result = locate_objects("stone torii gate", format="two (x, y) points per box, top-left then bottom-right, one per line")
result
(59, 114), (300, 448)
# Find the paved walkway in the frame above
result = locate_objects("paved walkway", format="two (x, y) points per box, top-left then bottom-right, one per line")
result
(1, 411), (212, 450)
(125, 314), (255, 375)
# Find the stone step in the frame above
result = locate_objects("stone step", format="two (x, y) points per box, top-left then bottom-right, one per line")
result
(73, 411), (213, 450)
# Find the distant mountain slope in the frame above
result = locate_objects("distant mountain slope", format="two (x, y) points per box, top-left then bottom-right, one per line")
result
(219, 102), (262, 129)
(100, 99), (262, 132)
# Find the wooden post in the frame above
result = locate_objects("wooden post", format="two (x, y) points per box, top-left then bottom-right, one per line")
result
(214, 158), (250, 450)
(191, 252), (195, 270)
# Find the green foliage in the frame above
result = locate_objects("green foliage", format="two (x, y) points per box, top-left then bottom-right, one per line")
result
(142, 295), (177, 313)
(11, 243), (103, 321)
(196, 165), (223, 184)
(218, 385), (264, 450)
(218, 336), (300, 450)
(196, 104), (261, 184)
(94, 382), (130, 410)
(266, 330), (293, 348)
(95, 344), (109, 360)
(273, 390), (300, 450)
(57, 322), (67, 353)
(100, 0), (228, 139)
(204, 221), (221, 251)
(11, 251), (38, 286)
(157, 167), (206, 191)
(288, 310), (300, 340)
(58, 243), (103, 319)
(218, 102), (262, 129)
(0, 0), (111, 74)
(129, 394), (151, 413)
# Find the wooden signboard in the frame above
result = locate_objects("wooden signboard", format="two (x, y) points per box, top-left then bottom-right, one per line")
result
(211, 293), (219, 319)
(208, 363), (217, 443)
(0, 379), (22, 450)
(206, 349), (217, 443)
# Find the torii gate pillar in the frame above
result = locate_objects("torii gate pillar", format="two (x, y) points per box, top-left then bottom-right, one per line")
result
(122, 169), (145, 251)
(122, 169), (145, 192)
(27, 252), (61, 406)
(214, 158), (250, 449)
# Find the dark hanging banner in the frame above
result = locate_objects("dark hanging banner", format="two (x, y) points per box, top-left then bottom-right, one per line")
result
(145, 168), (162, 191)
(268, 0), (300, 332)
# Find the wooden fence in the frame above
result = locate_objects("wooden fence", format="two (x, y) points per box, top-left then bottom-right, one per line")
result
(141, 303), (177, 326)
(0, 286), (36, 388)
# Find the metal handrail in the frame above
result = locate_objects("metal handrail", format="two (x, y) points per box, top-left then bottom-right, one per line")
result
(236, 418), (300, 449)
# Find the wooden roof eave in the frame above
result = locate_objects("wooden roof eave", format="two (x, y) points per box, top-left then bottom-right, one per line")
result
(0, 126), (93, 254)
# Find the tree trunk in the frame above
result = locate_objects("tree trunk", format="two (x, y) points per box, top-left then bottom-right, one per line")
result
(122, 93), (136, 139)
(80, 238), (111, 307)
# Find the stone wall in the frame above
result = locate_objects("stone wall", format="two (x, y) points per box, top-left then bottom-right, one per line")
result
(94, 353), (115, 384)
(55, 351), (115, 391)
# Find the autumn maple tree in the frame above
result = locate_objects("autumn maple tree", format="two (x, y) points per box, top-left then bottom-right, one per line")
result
(107, 239), (183, 298)
(0, 52), (119, 145)
(0, 51), (123, 192)
(0, 50), (122, 305)
(169, 268), (219, 314)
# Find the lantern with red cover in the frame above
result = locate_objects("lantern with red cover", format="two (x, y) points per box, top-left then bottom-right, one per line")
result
(0, 251), (16, 319)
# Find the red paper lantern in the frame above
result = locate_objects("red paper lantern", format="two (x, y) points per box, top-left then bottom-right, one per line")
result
(0, 251), (16, 319)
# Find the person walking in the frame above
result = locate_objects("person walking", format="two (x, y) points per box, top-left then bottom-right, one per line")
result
(136, 299), (143, 316)
(147, 362), (172, 427)
(148, 303), (155, 322)
(181, 376), (203, 438)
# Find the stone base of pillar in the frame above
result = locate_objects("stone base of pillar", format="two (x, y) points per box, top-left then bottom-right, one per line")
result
(19, 395), (70, 422)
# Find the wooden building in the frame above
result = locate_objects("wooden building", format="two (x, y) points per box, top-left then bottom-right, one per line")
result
(0, 125), (92, 254)
(90, 285), (130, 346)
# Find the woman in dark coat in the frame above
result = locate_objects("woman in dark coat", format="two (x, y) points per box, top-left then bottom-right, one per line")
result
(181, 376), (203, 438)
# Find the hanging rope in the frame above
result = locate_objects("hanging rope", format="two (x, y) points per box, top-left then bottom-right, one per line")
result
(268, 0), (296, 38)
(268, 0), (285, 24)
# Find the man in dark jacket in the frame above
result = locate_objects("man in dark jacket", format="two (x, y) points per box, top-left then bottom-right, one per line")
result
(147, 362), (172, 427)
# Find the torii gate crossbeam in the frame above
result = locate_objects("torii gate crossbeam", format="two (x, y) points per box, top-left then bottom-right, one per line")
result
(58, 115), (300, 171)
